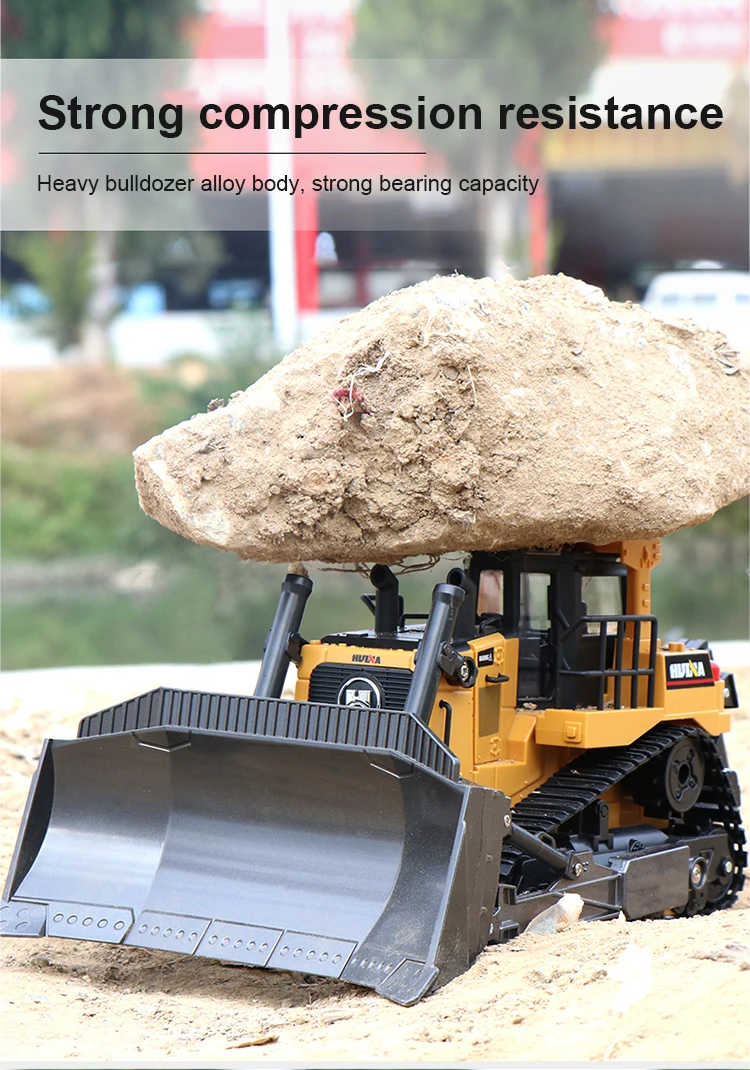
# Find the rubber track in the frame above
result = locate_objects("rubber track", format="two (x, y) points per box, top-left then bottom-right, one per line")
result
(501, 724), (746, 909)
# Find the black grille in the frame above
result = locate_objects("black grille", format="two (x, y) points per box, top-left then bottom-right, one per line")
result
(309, 663), (413, 710)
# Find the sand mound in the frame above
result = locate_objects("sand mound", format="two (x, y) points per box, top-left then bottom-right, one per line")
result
(134, 273), (749, 564)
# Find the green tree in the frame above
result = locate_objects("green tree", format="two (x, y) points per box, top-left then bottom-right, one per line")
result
(3, 231), (226, 356)
(352, 0), (602, 275)
(1, 0), (196, 60)
(2, 0), (199, 363)
(117, 232), (227, 305)
(3, 232), (92, 351)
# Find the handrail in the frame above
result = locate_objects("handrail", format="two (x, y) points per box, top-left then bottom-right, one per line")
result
(555, 613), (658, 710)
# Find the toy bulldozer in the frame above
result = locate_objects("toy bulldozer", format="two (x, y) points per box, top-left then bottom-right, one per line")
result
(1, 538), (745, 1005)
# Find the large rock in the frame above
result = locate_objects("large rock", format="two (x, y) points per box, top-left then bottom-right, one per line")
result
(134, 274), (749, 564)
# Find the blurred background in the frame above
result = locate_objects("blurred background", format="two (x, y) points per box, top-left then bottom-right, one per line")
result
(1, 0), (748, 671)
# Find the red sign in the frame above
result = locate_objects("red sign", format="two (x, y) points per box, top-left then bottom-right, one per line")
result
(189, 5), (432, 182)
(601, 0), (749, 59)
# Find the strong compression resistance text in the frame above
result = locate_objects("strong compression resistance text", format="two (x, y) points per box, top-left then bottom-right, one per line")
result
(38, 95), (723, 140)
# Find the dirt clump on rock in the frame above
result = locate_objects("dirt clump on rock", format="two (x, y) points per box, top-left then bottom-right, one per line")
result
(134, 273), (749, 564)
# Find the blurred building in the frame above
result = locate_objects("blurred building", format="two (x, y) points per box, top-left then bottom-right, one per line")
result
(1, 0), (747, 361)
(548, 0), (749, 297)
(188, 0), (478, 336)
(188, 0), (748, 323)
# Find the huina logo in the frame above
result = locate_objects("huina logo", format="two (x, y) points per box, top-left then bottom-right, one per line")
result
(352, 653), (381, 664)
(665, 652), (713, 689)
(669, 660), (706, 680)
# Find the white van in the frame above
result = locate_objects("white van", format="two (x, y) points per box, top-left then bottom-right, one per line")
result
(642, 268), (749, 351)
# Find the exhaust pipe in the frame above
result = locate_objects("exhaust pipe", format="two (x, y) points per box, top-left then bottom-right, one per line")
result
(405, 583), (465, 725)
(446, 567), (478, 641)
(370, 565), (402, 634)
(254, 572), (313, 698)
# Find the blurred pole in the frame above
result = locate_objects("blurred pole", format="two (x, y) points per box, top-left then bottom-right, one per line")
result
(265, 0), (297, 352)
(81, 228), (117, 365)
(516, 128), (549, 276)
(528, 176), (549, 277)
(485, 198), (513, 279)
(480, 141), (512, 279)
(296, 189), (319, 315)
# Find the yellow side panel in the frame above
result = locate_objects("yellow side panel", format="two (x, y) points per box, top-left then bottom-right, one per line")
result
(469, 712), (569, 806)
(470, 637), (518, 765)
(535, 699), (729, 749)
(535, 706), (665, 748)
(534, 640), (730, 748)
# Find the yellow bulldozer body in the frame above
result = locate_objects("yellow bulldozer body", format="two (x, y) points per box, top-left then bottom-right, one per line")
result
(2, 536), (744, 1005)
(296, 539), (730, 809)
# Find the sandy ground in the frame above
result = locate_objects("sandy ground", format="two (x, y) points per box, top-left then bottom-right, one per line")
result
(1, 661), (748, 1065)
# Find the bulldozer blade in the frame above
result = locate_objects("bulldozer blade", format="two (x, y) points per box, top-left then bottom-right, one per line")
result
(1, 688), (508, 1005)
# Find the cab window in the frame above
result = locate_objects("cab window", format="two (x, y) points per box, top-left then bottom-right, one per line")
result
(582, 575), (624, 634)
(477, 570), (504, 616)
(520, 573), (550, 631)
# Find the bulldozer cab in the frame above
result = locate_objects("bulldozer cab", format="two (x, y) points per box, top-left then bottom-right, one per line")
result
(469, 549), (641, 710)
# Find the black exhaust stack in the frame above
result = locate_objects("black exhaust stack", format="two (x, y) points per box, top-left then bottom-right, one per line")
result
(447, 567), (478, 641)
(370, 565), (403, 634)
(254, 572), (313, 698)
(405, 583), (465, 725)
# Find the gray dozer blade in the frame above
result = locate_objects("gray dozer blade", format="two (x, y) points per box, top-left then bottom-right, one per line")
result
(1, 689), (508, 1005)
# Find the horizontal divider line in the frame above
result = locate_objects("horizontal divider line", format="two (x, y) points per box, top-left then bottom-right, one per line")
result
(38, 150), (427, 155)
